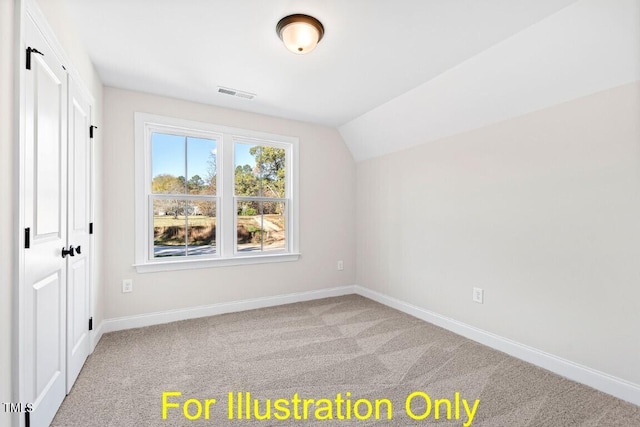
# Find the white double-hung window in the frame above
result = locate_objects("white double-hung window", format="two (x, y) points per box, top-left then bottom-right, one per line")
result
(134, 113), (299, 272)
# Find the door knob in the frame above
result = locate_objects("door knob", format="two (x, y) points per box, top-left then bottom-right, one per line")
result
(75, 245), (81, 255)
(61, 246), (75, 258)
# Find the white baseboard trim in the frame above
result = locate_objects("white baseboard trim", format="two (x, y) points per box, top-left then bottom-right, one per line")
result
(97, 283), (639, 406)
(102, 285), (357, 334)
(354, 285), (640, 407)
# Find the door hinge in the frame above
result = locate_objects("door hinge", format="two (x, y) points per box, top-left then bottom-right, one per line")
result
(26, 46), (44, 70)
(25, 411), (30, 427)
(89, 222), (94, 234)
(90, 125), (97, 139)
(89, 317), (93, 331)
(24, 227), (30, 249)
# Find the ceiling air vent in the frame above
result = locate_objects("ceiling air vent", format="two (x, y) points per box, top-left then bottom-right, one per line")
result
(217, 86), (256, 100)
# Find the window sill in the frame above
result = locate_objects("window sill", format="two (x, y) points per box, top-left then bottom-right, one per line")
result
(134, 253), (301, 273)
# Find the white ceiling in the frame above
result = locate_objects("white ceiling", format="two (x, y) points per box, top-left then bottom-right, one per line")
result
(65, 0), (639, 161)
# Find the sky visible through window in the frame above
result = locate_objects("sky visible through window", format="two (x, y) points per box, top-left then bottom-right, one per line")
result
(151, 133), (256, 180)
(234, 143), (255, 171)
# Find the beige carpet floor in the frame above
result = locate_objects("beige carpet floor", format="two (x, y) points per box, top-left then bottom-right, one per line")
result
(51, 295), (640, 426)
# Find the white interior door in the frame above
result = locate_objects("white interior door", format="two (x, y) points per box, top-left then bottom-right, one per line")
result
(23, 17), (68, 427)
(66, 78), (92, 392)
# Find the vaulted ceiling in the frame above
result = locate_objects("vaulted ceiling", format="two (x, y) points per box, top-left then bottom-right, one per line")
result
(65, 0), (640, 161)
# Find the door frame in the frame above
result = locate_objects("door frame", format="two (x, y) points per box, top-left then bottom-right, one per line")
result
(15, 1), (97, 425)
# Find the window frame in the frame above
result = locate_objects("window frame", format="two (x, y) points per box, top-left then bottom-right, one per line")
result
(134, 113), (300, 273)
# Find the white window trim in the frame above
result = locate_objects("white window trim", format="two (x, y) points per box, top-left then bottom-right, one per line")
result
(134, 112), (300, 273)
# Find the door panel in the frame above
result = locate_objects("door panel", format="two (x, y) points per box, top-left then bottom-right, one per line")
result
(72, 98), (87, 230)
(24, 16), (68, 427)
(34, 52), (63, 236)
(66, 79), (92, 391)
(34, 273), (63, 395)
(70, 259), (87, 351)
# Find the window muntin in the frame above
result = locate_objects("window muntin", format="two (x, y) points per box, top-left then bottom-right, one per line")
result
(134, 113), (299, 271)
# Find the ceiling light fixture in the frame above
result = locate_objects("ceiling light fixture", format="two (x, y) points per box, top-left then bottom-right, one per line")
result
(276, 14), (324, 55)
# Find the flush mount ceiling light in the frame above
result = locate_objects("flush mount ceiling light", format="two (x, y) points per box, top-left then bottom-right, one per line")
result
(276, 14), (324, 55)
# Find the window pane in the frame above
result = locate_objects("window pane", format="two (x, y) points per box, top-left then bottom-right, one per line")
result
(235, 142), (286, 197)
(153, 199), (187, 257)
(236, 201), (286, 253)
(235, 143), (258, 196)
(187, 137), (217, 195)
(152, 133), (186, 194)
(186, 200), (217, 256)
(263, 201), (286, 252)
(237, 200), (261, 252)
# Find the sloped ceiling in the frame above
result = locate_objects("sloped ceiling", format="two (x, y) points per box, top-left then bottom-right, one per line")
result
(64, 0), (640, 162)
(340, 0), (640, 161)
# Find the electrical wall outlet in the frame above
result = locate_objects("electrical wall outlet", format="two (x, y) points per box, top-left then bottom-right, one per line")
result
(473, 287), (483, 304)
(337, 260), (344, 271)
(122, 279), (133, 293)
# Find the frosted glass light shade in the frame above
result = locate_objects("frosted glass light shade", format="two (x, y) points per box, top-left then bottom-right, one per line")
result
(277, 14), (324, 55)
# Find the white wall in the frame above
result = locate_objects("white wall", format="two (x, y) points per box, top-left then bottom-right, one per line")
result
(102, 88), (356, 319)
(1, 1), (17, 425)
(357, 81), (640, 386)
